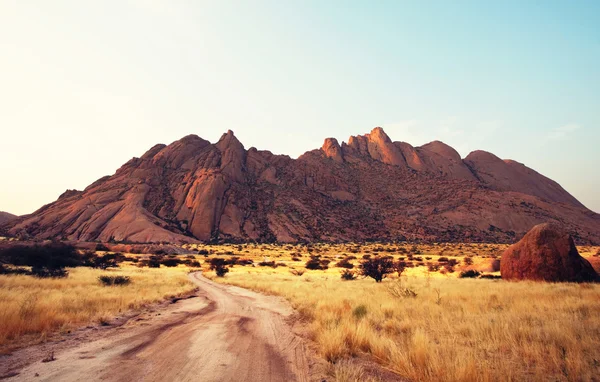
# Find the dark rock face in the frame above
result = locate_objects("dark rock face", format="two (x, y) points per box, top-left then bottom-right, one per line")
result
(3, 128), (600, 244)
(501, 223), (599, 282)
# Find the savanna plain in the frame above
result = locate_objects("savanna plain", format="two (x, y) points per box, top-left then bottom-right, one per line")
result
(1, 241), (600, 382)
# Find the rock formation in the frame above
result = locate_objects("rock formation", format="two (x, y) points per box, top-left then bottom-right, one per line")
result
(500, 223), (599, 282)
(3, 128), (600, 244)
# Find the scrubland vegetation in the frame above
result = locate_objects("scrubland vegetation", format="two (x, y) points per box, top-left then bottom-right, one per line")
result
(0, 243), (199, 350)
(1, 240), (599, 381)
(199, 242), (600, 382)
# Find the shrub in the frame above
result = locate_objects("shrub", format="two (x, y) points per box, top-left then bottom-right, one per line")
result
(480, 274), (502, 279)
(32, 267), (68, 278)
(427, 263), (440, 272)
(443, 263), (455, 273)
(258, 261), (277, 268)
(98, 275), (131, 286)
(95, 243), (109, 251)
(215, 264), (229, 277)
(208, 258), (227, 270)
(290, 269), (305, 276)
(464, 256), (474, 266)
(291, 256), (301, 261)
(305, 256), (330, 270)
(352, 305), (368, 320)
(198, 249), (209, 256)
(459, 270), (481, 278)
(360, 256), (395, 282)
(147, 257), (161, 268)
(341, 269), (357, 280)
(335, 258), (354, 269)
(438, 256), (449, 263)
(91, 253), (122, 269)
(387, 281), (418, 298)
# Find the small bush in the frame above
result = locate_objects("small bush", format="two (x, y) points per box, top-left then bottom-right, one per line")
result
(459, 270), (481, 278)
(335, 258), (354, 269)
(290, 269), (305, 276)
(258, 261), (277, 268)
(98, 275), (131, 286)
(341, 269), (357, 280)
(480, 274), (502, 279)
(388, 282), (418, 298)
(161, 257), (181, 267)
(438, 257), (449, 263)
(305, 256), (330, 270)
(32, 267), (68, 278)
(352, 305), (368, 320)
(148, 257), (161, 268)
(427, 263), (440, 272)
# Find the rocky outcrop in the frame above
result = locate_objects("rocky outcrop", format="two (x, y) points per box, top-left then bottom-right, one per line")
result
(500, 223), (599, 282)
(3, 128), (600, 244)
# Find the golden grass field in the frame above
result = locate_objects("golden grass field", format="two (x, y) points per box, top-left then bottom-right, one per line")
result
(1, 241), (599, 381)
(0, 265), (196, 351)
(197, 242), (600, 382)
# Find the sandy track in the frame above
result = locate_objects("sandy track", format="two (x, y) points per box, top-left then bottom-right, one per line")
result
(3, 272), (322, 382)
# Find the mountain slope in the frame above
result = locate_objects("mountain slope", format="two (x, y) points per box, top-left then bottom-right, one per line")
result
(4, 128), (599, 244)
(0, 212), (17, 226)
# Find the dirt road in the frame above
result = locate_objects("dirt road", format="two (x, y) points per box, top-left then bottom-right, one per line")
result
(3, 272), (322, 382)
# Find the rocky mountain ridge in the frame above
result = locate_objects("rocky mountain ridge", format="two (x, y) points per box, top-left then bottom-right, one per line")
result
(4, 128), (599, 244)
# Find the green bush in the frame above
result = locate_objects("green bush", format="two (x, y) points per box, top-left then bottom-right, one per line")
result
(98, 275), (131, 286)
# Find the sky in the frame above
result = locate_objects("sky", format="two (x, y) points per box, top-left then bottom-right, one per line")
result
(0, 0), (599, 215)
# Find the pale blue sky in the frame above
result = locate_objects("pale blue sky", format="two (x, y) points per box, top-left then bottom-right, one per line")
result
(1, 0), (598, 215)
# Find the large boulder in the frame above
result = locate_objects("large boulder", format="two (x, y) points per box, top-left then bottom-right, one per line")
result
(501, 223), (599, 282)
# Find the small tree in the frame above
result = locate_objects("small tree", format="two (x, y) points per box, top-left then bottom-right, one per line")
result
(395, 260), (406, 277)
(360, 256), (395, 282)
(215, 264), (229, 277)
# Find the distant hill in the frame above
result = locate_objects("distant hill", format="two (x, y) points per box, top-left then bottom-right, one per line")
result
(4, 128), (600, 244)
(0, 211), (18, 225)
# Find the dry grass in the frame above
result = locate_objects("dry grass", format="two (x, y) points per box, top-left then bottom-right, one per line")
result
(0, 265), (195, 349)
(204, 242), (600, 382)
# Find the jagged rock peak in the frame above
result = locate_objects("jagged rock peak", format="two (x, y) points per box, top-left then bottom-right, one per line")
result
(366, 126), (392, 143)
(216, 129), (244, 152)
(321, 138), (344, 163)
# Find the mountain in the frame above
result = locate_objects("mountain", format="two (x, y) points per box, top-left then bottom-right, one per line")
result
(3, 128), (599, 244)
(0, 212), (17, 226)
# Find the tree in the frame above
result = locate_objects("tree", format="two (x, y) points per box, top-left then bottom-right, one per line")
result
(360, 256), (395, 282)
(215, 264), (229, 277)
(0, 242), (83, 278)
